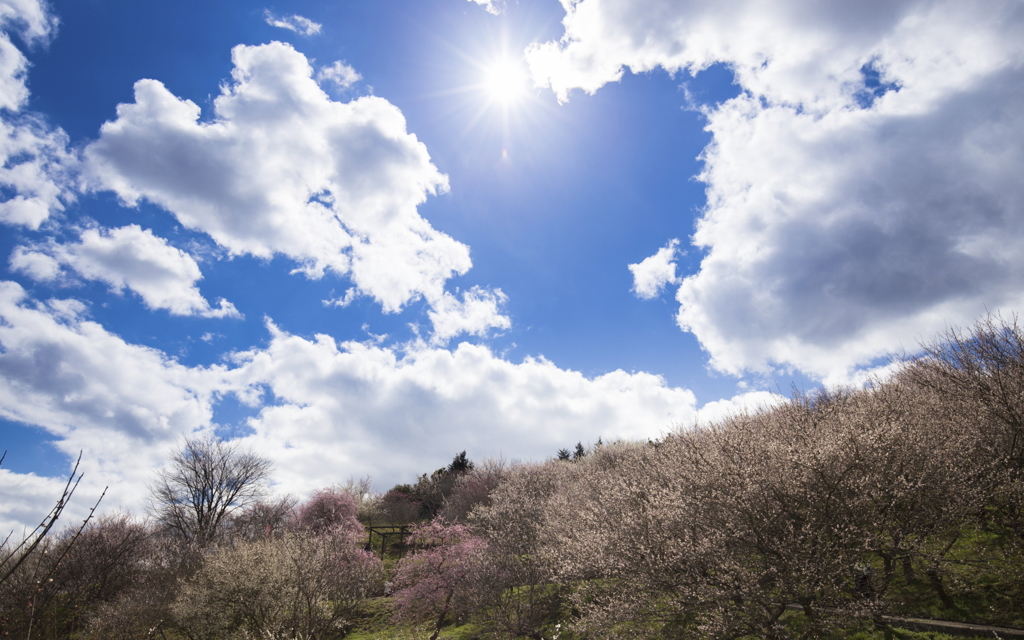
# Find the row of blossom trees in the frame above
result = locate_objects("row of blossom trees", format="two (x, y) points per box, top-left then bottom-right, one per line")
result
(389, 315), (1024, 639)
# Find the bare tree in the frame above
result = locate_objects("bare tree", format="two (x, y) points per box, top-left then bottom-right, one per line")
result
(0, 513), (160, 639)
(0, 452), (104, 588)
(0, 450), (108, 640)
(149, 436), (272, 548)
(337, 476), (386, 524)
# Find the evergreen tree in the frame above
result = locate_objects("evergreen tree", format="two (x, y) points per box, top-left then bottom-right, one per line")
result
(447, 451), (474, 474)
(572, 442), (586, 461)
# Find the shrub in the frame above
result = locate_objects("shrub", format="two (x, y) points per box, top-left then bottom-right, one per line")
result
(173, 531), (384, 639)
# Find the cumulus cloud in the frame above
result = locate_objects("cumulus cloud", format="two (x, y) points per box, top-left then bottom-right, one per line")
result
(0, 284), (699, 529)
(696, 390), (787, 426)
(0, 0), (76, 228)
(466, 0), (504, 15)
(678, 79), (1024, 379)
(629, 238), (679, 299)
(230, 322), (698, 497)
(83, 42), (472, 323)
(0, 283), (229, 443)
(530, 0), (1024, 379)
(316, 60), (361, 89)
(10, 225), (240, 318)
(427, 286), (510, 345)
(0, 469), (79, 546)
(263, 10), (321, 36)
(0, 281), (240, 525)
(0, 0), (58, 110)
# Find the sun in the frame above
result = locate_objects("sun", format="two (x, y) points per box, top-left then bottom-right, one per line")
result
(482, 57), (528, 105)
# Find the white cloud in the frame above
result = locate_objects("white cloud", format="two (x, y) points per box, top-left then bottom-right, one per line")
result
(10, 225), (240, 318)
(0, 469), (77, 545)
(0, 282), (229, 446)
(629, 238), (679, 299)
(0, 284), (699, 530)
(466, 0), (503, 15)
(530, 0), (1024, 380)
(83, 42), (472, 323)
(0, 281), (240, 526)
(230, 322), (698, 497)
(527, 0), (1023, 108)
(427, 286), (510, 345)
(0, 0), (76, 229)
(8, 242), (59, 279)
(317, 60), (361, 89)
(0, 0), (58, 110)
(0, 114), (76, 229)
(676, 82), (1024, 378)
(695, 390), (787, 426)
(263, 10), (321, 36)
(323, 287), (359, 308)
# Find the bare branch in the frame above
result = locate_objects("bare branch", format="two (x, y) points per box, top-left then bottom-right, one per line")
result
(0, 452), (90, 587)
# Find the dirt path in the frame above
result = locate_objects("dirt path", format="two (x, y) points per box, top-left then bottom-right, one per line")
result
(881, 614), (1024, 639)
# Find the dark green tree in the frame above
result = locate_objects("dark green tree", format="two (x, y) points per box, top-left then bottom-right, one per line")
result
(572, 442), (586, 461)
(447, 451), (474, 474)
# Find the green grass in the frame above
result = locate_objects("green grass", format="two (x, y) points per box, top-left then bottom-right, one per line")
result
(344, 596), (491, 640)
(878, 525), (1024, 629)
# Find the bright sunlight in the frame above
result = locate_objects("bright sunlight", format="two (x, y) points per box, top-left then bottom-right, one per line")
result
(482, 56), (528, 104)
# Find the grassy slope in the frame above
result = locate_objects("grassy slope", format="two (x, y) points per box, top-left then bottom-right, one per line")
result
(344, 527), (1023, 640)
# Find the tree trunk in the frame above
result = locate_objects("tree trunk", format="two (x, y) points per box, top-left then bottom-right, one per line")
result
(926, 568), (955, 610)
(901, 556), (915, 582)
(429, 591), (454, 640)
(881, 553), (894, 591)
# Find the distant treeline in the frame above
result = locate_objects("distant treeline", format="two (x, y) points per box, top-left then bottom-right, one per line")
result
(2, 314), (1023, 639)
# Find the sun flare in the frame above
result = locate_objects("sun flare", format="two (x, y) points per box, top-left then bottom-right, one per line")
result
(482, 57), (528, 104)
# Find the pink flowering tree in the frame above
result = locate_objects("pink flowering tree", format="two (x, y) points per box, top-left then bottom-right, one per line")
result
(292, 487), (363, 539)
(391, 519), (490, 640)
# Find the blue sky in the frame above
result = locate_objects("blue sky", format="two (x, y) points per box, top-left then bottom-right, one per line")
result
(2, 0), (1023, 529)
